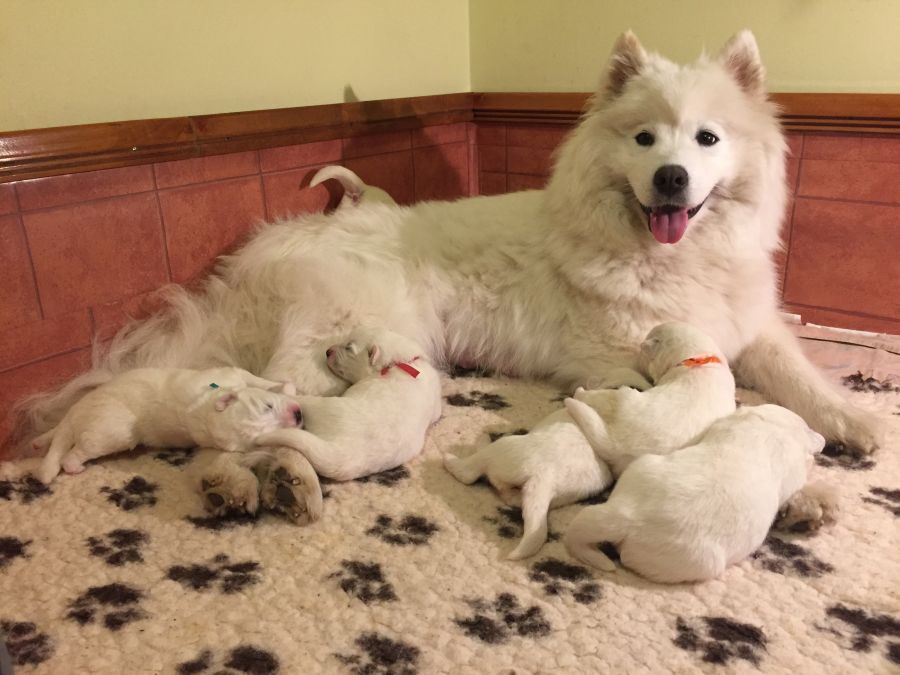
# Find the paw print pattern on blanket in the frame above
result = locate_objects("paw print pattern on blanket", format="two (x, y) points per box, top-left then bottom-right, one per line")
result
(815, 442), (876, 471)
(100, 476), (158, 511)
(176, 644), (280, 675)
(366, 514), (439, 546)
(454, 593), (552, 644)
(673, 616), (768, 666)
(529, 558), (602, 605)
(481, 505), (559, 542)
(818, 604), (900, 665)
(862, 487), (900, 516)
(355, 466), (410, 487)
(86, 529), (149, 566)
(1, 619), (53, 667)
(752, 535), (834, 578)
(154, 448), (196, 467)
(841, 371), (900, 394)
(66, 583), (147, 631)
(335, 632), (420, 675)
(487, 427), (528, 443)
(167, 554), (261, 594)
(0, 475), (50, 504)
(184, 512), (257, 531)
(329, 560), (397, 604)
(445, 390), (510, 410)
(0, 536), (30, 570)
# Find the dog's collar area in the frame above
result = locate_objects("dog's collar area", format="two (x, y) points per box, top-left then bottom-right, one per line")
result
(679, 355), (722, 368)
(381, 357), (421, 378)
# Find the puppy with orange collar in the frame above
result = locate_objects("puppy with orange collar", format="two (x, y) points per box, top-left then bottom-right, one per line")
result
(565, 322), (735, 476)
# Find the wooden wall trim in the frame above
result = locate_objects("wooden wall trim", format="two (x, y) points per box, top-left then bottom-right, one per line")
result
(3, 91), (898, 183)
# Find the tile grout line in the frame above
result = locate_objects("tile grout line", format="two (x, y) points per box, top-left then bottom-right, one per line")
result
(151, 166), (175, 284)
(17, 211), (46, 321)
(781, 134), (805, 300)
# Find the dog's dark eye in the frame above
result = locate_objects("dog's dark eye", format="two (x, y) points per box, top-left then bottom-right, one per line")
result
(696, 130), (719, 147)
(635, 131), (655, 147)
(265, 403), (274, 411)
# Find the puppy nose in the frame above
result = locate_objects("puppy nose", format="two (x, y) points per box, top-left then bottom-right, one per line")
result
(653, 164), (689, 198)
(292, 407), (303, 427)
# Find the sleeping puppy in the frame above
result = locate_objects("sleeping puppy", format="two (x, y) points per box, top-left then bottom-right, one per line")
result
(254, 327), (442, 481)
(444, 410), (614, 560)
(309, 165), (397, 209)
(565, 404), (826, 583)
(564, 322), (735, 476)
(34, 367), (300, 484)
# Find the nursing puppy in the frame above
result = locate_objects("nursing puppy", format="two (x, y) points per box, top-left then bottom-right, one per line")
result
(564, 322), (735, 475)
(444, 411), (614, 560)
(34, 367), (300, 484)
(565, 404), (826, 583)
(309, 165), (397, 209)
(254, 327), (442, 481)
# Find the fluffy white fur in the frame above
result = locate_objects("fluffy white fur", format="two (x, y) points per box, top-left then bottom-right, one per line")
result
(444, 410), (613, 560)
(310, 165), (397, 208)
(34, 367), (300, 484)
(21, 31), (880, 476)
(564, 321), (735, 475)
(565, 404), (826, 583)
(254, 327), (442, 481)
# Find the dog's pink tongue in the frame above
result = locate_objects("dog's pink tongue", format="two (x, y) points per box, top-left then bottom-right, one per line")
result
(649, 209), (689, 244)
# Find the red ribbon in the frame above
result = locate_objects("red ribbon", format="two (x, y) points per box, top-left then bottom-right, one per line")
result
(381, 357), (421, 378)
(679, 355), (722, 368)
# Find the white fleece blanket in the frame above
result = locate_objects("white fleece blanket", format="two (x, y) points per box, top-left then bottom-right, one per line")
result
(1, 326), (898, 674)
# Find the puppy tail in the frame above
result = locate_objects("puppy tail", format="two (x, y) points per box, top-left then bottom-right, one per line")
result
(36, 424), (72, 485)
(443, 452), (483, 485)
(564, 398), (615, 463)
(508, 477), (555, 560)
(309, 165), (365, 205)
(564, 504), (622, 572)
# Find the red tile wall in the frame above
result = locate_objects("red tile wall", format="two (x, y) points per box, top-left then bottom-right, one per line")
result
(1, 120), (898, 457)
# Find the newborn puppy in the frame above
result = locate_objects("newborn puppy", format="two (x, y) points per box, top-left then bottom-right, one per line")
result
(444, 410), (613, 560)
(564, 322), (735, 475)
(34, 367), (300, 484)
(309, 165), (397, 209)
(254, 327), (442, 481)
(565, 404), (826, 583)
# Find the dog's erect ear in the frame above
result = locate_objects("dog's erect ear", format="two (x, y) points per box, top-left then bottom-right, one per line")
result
(368, 345), (381, 366)
(602, 31), (647, 97)
(718, 30), (766, 98)
(639, 335), (661, 357)
(214, 393), (238, 412)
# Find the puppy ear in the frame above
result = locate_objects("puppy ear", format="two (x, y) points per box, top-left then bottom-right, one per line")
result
(718, 30), (766, 98)
(601, 31), (647, 97)
(214, 393), (238, 412)
(368, 345), (381, 366)
(639, 336), (661, 355)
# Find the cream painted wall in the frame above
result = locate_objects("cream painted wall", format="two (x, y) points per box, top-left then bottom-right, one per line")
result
(470, 0), (900, 94)
(0, 0), (470, 131)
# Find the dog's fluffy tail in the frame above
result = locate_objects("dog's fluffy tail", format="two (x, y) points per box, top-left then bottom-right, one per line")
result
(564, 398), (615, 461)
(508, 477), (555, 560)
(564, 504), (624, 572)
(310, 166), (366, 203)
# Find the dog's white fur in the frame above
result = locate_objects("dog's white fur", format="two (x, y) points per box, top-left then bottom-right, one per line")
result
(254, 327), (442, 481)
(34, 367), (300, 484)
(20, 31), (880, 476)
(565, 404), (826, 583)
(310, 165), (397, 209)
(564, 321), (736, 475)
(444, 410), (614, 560)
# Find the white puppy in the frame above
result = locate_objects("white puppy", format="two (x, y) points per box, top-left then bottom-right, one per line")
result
(444, 410), (614, 560)
(34, 367), (301, 484)
(309, 165), (397, 209)
(254, 327), (442, 481)
(565, 404), (826, 583)
(564, 322), (735, 475)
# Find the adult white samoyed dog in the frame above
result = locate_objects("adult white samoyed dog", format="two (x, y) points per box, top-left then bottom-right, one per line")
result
(23, 31), (880, 467)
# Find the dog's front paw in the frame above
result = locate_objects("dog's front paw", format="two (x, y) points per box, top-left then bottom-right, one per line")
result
(199, 459), (260, 516)
(257, 448), (323, 525)
(774, 481), (839, 534)
(818, 405), (883, 456)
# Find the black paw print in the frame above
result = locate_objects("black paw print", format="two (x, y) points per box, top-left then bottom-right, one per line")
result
(455, 593), (551, 644)
(0, 475), (50, 504)
(0, 536), (30, 570)
(100, 476), (158, 511)
(529, 558), (601, 604)
(176, 644), (279, 675)
(355, 466), (410, 487)
(841, 371), (899, 394)
(447, 364), (490, 378)
(487, 428), (528, 443)
(86, 529), (148, 566)
(815, 442), (876, 471)
(366, 514), (439, 546)
(1, 619), (53, 667)
(184, 512), (258, 531)
(578, 484), (614, 506)
(66, 583), (147, 631)
(752, 534), (834, 578)
(863, 487), (900, 516)
(154, 448), (196, 467)
(329, 560), (397, 604)
(673, 616), (767, 666)
(335, 632), (419, 675)
(445, 390), (510, 410)
(481, 505), (560, 543)
(167, 554), (261, 594)
(818, 604), (900, 665)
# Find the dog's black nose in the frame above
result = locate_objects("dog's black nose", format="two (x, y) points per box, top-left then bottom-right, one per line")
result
(653, 164), (689, 198)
